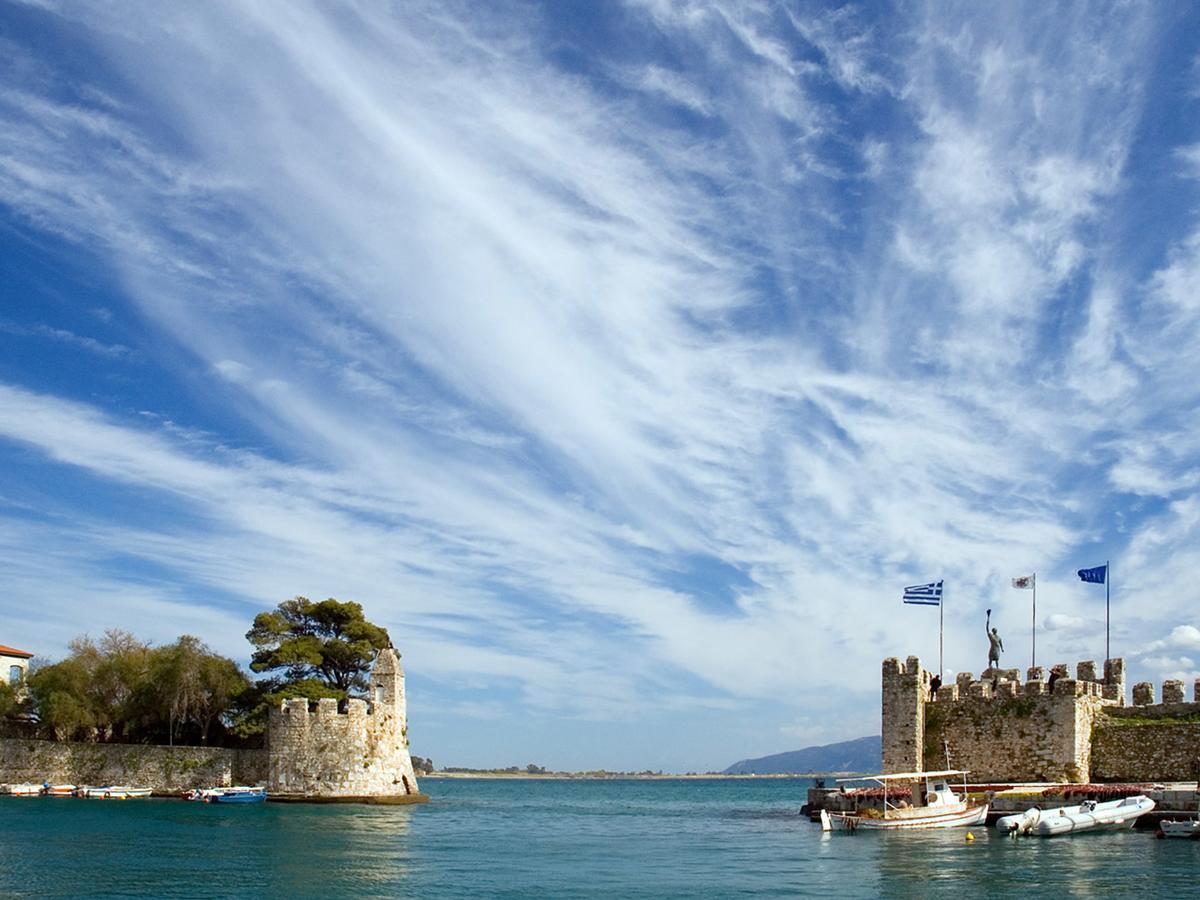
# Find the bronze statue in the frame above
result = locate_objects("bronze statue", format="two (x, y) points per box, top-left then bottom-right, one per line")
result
(986, 608), (1003, 669)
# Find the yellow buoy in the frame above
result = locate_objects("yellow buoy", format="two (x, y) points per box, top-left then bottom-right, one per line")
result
(965, 832), (975, 842)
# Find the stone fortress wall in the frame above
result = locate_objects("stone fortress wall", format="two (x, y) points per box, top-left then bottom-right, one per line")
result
(267, 647), (424, 802)
(0, 739), (266, 791)
(883, 655), (1200, 783)
(1091, 681), (1200, 782)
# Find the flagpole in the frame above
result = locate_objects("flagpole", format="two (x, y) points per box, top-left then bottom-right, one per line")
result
(939, 585), (944, 678)
(1032, 573), (1037, 669)
(1106, 559), (1110, 662)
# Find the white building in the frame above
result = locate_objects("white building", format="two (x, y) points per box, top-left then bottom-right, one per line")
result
(1, 644), (33, 687)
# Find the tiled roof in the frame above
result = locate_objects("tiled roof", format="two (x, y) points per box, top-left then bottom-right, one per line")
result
(0, 645), (34, 658)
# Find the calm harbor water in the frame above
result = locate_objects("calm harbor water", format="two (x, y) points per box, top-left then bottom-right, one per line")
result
(2, 778), (1196, 898)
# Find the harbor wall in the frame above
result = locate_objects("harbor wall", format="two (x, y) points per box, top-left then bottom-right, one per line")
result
(921, 686), (1109, 782)
(1091, 699), (1200, 782)
(0, 738), (266, 791)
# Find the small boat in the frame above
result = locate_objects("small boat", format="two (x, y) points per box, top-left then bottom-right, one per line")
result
(42, 784), (76, 797)
(84, 786), (152, 799)
(1157, 803), (1200, 839)
(185, 786), (267, 803)
(822, 770), (989, 831)
(206, 787), (267, 804)
(1159, 819), (1200, 839)
(2, 783), (43, 796)
(995, 795), (1155, 836)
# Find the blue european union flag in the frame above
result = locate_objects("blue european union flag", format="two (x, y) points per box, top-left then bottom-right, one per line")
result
(1078, 564), (1107, 584)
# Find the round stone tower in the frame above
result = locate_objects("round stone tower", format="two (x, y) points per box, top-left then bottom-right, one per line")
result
(267, 646), (425, 802)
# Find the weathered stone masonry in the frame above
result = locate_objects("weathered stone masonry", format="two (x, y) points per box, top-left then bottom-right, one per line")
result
(883, 654), (1200, 783)
(1091, 693), (1200, 782)
(884, 655), (1125, 782)
(0, 739), (266, 791)
(267, 647), (423, 801)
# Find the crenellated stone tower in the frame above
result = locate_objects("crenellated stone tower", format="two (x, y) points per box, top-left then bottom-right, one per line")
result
(882, 655), (1126, 782)
(267, 647), (426, 803)
(881, 656), (927, 774)
(371, 645), (406, 725)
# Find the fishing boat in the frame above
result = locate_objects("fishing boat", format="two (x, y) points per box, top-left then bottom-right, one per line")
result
(1, 783), (43, 796)
(84, 786), (152, 799)
(206, 786), (267, 804)
(184, 786), (267, 803)
(995, 795), (1155, 836)
(42, 784), (76, 797)
(821, 770), (988, 831)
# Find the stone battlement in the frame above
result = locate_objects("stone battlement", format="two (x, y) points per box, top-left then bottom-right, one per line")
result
(882, 655), (1126, 783)
(267, 648), (423, 802)
(1128, 678), (1200, 707)
(926, 658), (1126, 705)
(275, 696), (374, 723)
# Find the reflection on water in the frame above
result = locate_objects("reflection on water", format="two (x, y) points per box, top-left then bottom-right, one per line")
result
(3, 781), (1200, 898)
(260, 805), (415, 895)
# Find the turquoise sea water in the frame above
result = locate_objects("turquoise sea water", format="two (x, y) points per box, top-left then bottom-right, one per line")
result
(2, 778), (1196, 898)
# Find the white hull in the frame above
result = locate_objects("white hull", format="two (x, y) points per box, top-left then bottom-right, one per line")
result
(1, 784), (42, 796)
(996, 795), (1154, 837)
(185, 785), (264, 801)
(84, 786), (152, 799)
(828, 803), (988, 831)
(1159, 819), (1200, 839)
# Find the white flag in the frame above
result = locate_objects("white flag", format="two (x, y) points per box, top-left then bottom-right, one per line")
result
(1012, 574), (1035, 589)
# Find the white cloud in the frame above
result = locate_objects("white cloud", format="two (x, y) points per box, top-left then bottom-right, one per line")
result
(212, 359), (251, 383)
(0, 320), (130, 358)
(1045, 614), (1089, 634)
(629, 65), (713, 116)
(1136, 625), (1200, 656)
(1176, 143), (1200, 179)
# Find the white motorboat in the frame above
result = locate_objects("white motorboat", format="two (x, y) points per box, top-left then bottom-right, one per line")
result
(822, 770), (989, 831)
(1158, 819), (1199, 839)
(995, 795), (1155, 836)
(1, 783), (43, 796)
(1157, 803), (1200, 839)
(84, 786), (152, 799)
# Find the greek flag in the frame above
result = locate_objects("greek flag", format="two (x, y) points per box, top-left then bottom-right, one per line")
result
(902, 580), (943, 606)
(1078, 564), (1107, 584)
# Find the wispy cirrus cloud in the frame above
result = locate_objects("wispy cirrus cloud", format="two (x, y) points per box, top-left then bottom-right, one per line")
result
(0, 320), (130, 358)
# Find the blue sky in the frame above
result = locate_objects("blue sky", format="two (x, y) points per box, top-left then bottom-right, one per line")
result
(2, 0), (1200, 772)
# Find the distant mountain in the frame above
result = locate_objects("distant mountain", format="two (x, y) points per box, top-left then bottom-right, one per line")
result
(723, 735), (881, 775)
